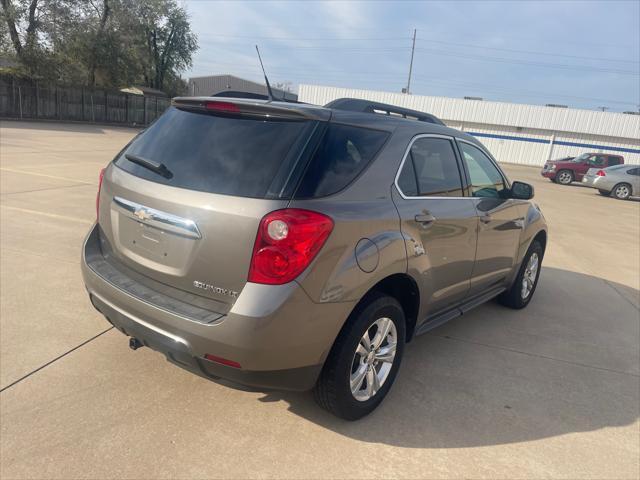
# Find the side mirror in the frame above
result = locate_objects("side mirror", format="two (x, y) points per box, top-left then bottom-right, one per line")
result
(511, 181), (534, 200)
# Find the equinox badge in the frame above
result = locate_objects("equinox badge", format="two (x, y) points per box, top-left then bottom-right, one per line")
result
(193, 280), (239, 298)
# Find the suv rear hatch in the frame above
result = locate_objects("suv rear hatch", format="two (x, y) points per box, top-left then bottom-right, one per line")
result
(97, 98), (329, 313)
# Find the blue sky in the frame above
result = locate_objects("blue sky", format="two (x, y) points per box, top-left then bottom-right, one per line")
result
(184, 0), (640, 112)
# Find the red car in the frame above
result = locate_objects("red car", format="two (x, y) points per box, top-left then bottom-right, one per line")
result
(541, 153), (624, 185)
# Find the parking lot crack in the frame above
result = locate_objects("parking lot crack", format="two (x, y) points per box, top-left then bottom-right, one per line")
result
(0, 327), (114, 393)
(602, 279), (640, 312)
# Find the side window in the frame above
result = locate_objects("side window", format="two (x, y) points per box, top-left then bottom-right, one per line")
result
(294, 124), (389, 198)
(459, 142), (507, 198)
(627, 168), (640, 176)
(396, 137), (464, 197)
(608, 156), (623, 166)
(589, 155), (606, 166)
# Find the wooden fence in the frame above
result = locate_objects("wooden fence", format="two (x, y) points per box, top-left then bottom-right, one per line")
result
(0, 78), (171, 126)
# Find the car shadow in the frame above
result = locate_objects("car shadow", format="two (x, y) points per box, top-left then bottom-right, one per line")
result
(563, 182), (640, 201)
(229, 266), (639, 448)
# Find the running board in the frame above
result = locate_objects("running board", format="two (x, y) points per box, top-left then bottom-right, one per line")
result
(414, 286), (506, 336)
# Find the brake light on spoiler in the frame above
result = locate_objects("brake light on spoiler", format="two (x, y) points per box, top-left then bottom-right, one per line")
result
(171, 97), (329, 121)
(204, 101), (240, 113)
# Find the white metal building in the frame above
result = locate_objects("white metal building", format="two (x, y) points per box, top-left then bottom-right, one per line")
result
(299, 85), (640, 166)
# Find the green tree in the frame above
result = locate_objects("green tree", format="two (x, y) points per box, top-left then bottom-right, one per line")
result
(132, 0), (197, 91)
(1, 0), (197, 93)
(0, 0), (53, 76)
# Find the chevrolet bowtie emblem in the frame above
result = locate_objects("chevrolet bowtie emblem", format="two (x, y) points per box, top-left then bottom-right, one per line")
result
(134, 208), (153, 222)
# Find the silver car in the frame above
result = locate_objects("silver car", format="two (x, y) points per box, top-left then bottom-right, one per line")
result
(81, 97), (547, 420)
(582, 164), (640, 200)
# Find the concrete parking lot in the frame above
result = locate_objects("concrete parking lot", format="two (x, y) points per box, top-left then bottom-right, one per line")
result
(1, 120), (638, 479)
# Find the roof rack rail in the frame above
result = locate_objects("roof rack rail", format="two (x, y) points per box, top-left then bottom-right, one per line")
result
(324, 98), (445, 126)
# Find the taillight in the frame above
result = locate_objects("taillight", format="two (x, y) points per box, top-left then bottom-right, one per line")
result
(248, 209), (334, 285)
(204, 101), (240, 113)
(596, 170), (606, 177)
(96, 168), (106, 220)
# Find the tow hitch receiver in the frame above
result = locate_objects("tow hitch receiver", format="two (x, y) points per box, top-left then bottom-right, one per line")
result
(129, 337), (143, 350)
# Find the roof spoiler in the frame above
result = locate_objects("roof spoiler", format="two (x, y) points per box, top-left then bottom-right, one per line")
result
(172, 97), (329, 121)
(211, 90), (305, 104)
(325, 98), (445, 126)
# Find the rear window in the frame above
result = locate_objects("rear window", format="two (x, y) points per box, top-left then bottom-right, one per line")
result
(114, 107), (314, 198)
(294, 123), (389, 198)
(606, 164), (627, 171)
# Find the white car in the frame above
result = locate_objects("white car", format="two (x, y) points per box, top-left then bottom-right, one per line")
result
(582, 164), (640, 200)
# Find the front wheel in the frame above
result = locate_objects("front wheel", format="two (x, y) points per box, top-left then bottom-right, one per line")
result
(612, 183), (632, 200)
(314, 294), (406, 420)
(556, 170), (574, 185)
(498, 240), (543, 309)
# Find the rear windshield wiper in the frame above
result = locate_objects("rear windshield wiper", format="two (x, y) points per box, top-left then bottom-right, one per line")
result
(124, 153), (173, 179)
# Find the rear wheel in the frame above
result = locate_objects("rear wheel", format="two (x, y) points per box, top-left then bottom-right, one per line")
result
(612, 183), (632, 200)
(314, 294), (405, 420)
(498, 240), (543, 309)
(598, 189), (610, 196)
(556, 170), (573, 185)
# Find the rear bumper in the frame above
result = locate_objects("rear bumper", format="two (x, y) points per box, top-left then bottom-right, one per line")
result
(582, 176), (608, 190)
(81, 224), (355, 391)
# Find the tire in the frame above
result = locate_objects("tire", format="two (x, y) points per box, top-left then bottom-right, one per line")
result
(498, 240), (543, 309)
(314, 293), (406, 420)
(598, 189), (610, 196)
(556, 170), (574, 185)
(612, 183), (632, 200)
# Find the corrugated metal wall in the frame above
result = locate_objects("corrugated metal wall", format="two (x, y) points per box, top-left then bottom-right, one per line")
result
(299, 85), (640, 166)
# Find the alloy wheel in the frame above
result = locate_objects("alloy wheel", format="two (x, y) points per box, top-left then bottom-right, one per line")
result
(350, 317), (397, 402)
(557, 171), (572, 184)
(615, 184), (630, 199)
(521, 252), (539, 299)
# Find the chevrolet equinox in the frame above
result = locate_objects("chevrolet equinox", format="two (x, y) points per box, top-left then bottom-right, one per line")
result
(81, 97), (547, 420)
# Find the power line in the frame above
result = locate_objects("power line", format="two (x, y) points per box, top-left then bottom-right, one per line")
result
(194, 38), (639, 75)
(414, 47), (640, 75)
(416, 38), (639, 64)
(197, 33), (411, 41)
(197, 33), (638, 65)
(191, 62), (639, 106)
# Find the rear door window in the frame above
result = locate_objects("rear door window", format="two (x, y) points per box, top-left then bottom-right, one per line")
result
(294, 124), (389, 198)
(114, 107), (315, 198)
(608, 156), (623, 166)
(396, 137), (464, 197)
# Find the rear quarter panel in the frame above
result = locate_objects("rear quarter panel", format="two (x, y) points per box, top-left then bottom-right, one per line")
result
(289, 122), (422, 304)
(290, 196), (408, 303)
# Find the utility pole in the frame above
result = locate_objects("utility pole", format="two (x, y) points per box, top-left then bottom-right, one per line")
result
(405, 29), (416, 94)
(598, 106), (609, 112)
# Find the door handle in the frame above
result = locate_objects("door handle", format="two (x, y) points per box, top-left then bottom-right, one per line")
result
(415, 213), (436, 224)
(479, 213), (492, 224)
